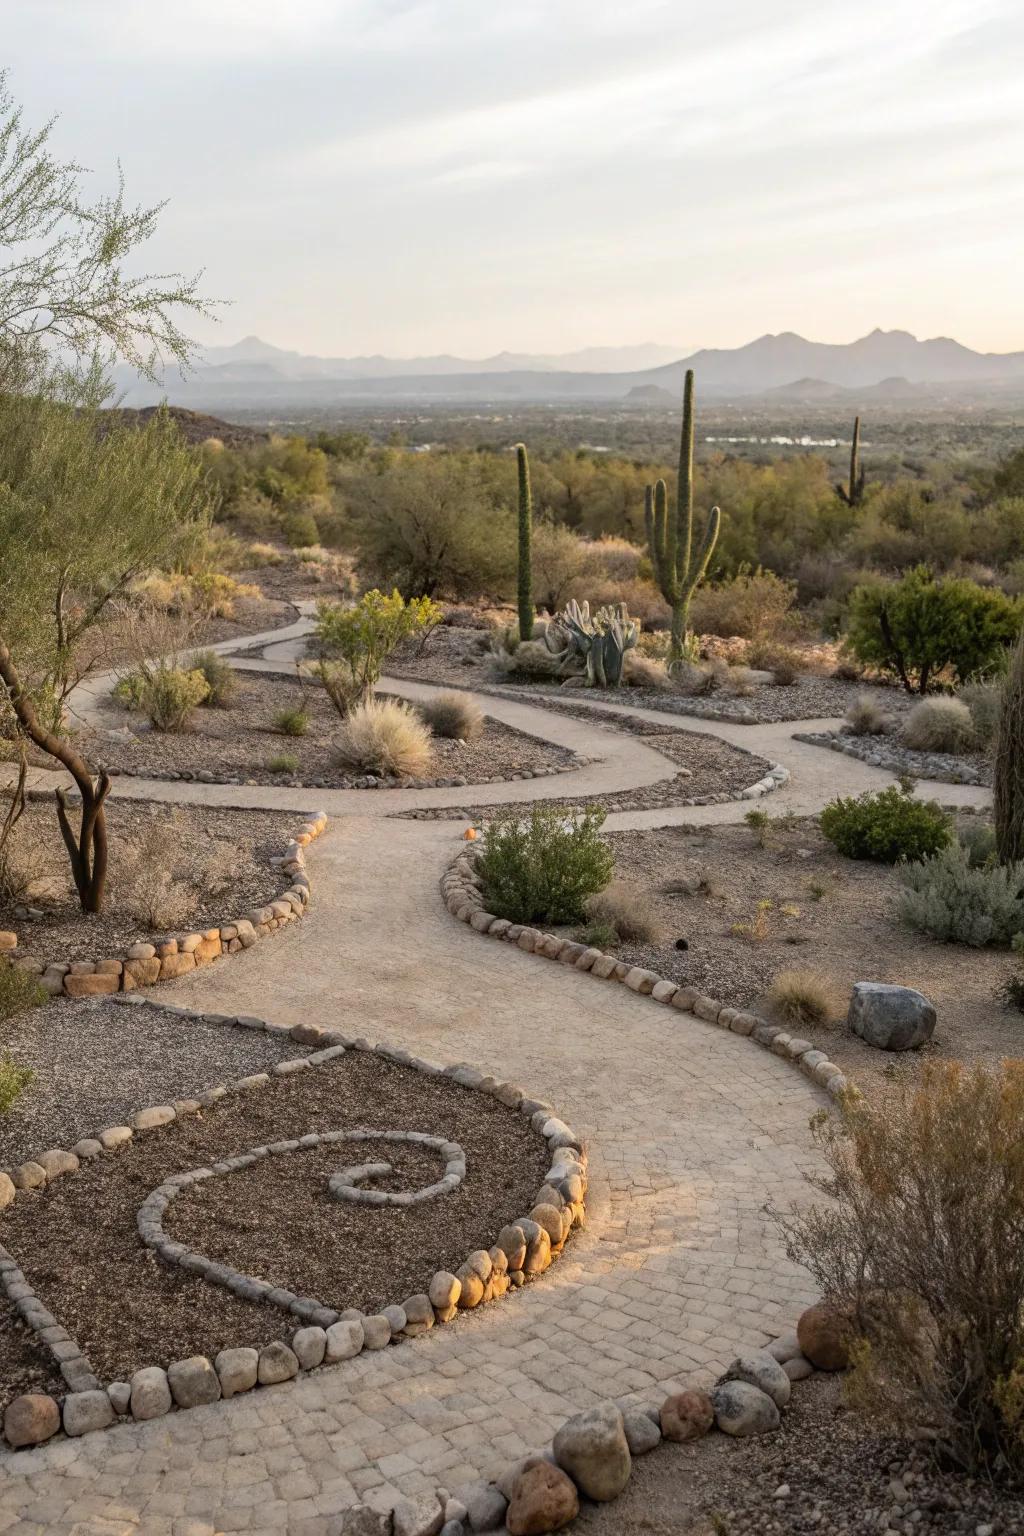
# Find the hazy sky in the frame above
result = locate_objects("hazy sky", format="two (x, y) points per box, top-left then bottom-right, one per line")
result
(4, 0), (1023, 358)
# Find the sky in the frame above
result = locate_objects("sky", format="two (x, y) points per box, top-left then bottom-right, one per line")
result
(3, 0), (1023, 359)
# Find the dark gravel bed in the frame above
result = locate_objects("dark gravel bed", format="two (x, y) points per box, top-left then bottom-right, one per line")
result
(84, 671), (575, 788)
(0, 1292), (66, 1416)
(0, 1051), (552, 1386)
(0, 999), (302, 1166)
(796, 729), (992, 787)
(571, 1374), (1024, 1535)
(1, 801), (301, 963)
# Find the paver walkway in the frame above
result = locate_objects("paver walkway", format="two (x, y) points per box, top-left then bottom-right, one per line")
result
(0, 624), (991, 1534)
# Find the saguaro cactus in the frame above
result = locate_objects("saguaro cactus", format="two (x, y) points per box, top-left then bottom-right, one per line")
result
(516, 443), (533, 642)
(994, 631), (1024, 863)
(836, 415), (866, 506)
(646, 369), (721, 663)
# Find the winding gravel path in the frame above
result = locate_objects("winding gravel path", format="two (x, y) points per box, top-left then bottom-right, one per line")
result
(0, 613), (991, 1535)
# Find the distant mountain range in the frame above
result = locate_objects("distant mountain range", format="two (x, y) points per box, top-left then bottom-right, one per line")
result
(115, 329), (1024, 409)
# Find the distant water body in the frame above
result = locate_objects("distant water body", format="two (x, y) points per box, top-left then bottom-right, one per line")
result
(705, 434), (843, 447)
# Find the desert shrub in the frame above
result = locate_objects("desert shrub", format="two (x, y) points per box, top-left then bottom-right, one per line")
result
(846, 566), (1022, 693)
(586, 575), (670, 630)
(112, 670), (148, 711)
(902, 696), (976, 755)
(746, 640), (801, 685)
(777, 1061), (1024, 1480)
(418, 692), (484, 741)
(622, 652), (671, 690)
(245, 541), (285, 566)
(487, 639), (565, 683)
(959, 820), (997, 868)
(844, 694), (891, 735)
(273, 707), (309, 737)
(0, 962), (45, 1023)
(266, 753), (299, 775)
(0, 1055), (32, 1114)
(820, 782), (952, 864)
(117, 810), (234, 930)
(898, 841), (1024, 947)
(530, 522), (600, 612)
(583, 879), (663, 943)
(960, 678), (1003, 750)
(282, 508), (320, 548)
(334, 698), (433, 778)
(140, 666), (210, 732)
(766, 969), (836, 1029)
(477, 803), (613, 925)
(590, 536), (644, 583)
(190, 650), (236, 708)
(577, 918), (620, 951)
(314, 589), (442, 715)
(689, 567), (798, 641)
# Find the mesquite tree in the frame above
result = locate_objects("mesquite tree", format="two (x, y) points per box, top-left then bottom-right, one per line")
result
(516, 443), (534, 641)
(836, 416), (866, 507)
(645, 369), (721, 662)
(0, 395), (210, 911)
(994, 632), (1024, 864)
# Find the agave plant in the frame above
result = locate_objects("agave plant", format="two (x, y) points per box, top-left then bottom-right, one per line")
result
(544, 598), (638, 688)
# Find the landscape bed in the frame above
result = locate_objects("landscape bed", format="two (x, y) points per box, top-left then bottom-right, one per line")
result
(86, 671), (577, 788)
(0, 1047), (552, 1398)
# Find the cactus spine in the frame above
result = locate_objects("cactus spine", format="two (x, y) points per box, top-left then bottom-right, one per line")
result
(994, 631), (1024, 863)
(646, 369), (721, 663)
(836, 415), (866, 506)
(516, 443), (533, 642)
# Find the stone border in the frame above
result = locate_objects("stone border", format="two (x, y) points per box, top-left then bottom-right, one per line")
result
(793, 728), (988, 787)
(0, 998), (587, 1450)
(1, 811), (327, 999)
(441, 850), (854, 1105)
(332, 1303), (849, 1534)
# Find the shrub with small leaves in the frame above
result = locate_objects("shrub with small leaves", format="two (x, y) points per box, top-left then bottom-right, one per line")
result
(899, 840), (1024, 947)
(273, 707), (309, 737)
(190, 650), (236, 708)
(418, 692), (484, 741)
(478, 803), (613, 925)
(0, 1056), (32, 1116)
(140, 666), (210, 731)
(902, 696), (976, 754)
(821, 782), (952, 864)
(0, 962), (45, 1023)
(266, 752), (299, 775)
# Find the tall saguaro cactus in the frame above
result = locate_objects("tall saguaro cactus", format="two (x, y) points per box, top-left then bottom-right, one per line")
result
(836, 415), (866, 506)
(645, 369), (721, 663)
(515, 443), (533, 641)
(994, 631), (1024, 863)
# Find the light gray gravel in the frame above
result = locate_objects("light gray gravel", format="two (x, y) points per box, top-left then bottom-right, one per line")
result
(0, 998), (300, 1166)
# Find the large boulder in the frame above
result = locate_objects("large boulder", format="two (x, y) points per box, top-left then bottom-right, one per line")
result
(552, 1400), (631, 1501)
(711, 1380), (780, 1437)
(721, 1351), (792, 1409)
(506, 1463), (579, 1535)
(3, 1393), (60, 1448)
(847, 982), (936, 1051)
(797, 1302), (851, 1371)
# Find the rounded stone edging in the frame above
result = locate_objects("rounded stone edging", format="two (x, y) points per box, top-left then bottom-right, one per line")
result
(0, 999), (587, 1451)
(793, 728), (987, 788)
(3, 810), (328, 1000)
(440, 849), (856, 1107)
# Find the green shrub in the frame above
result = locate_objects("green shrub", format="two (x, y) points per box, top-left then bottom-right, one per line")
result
(266, 752), (299, 775)
(898, 841), (1024, 946)
(902, 696), (976, 754)
(960, 820), (997, 868)
(478, 804), (614, 925)
(282, 508), (320, 548)
(777, 1060), (1024, 1481)
(418, 692), (484, 741)
(846, 566), (1022, 693)
(140, 666), (210, 731)
(190, 649), (236, 708)
(334, 698), (434, 778)
(961, 678), (1003, 750)
(0, 962), (45, 1023)
(820, 782), (952, 864)
(0, 1055), (32, 1115)
(315, 589), (442, 715)
(273, 707), (309, 737)
(112, 669), (148, 711)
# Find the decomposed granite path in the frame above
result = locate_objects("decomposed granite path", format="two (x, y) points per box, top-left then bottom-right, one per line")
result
(0, 620), (991, 1535)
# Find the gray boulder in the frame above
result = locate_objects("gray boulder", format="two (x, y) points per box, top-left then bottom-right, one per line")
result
(552, 1400), (631, 1501)
(711, 1380), (780, 1436)
(721, 1351), (791, 1409)
(847, 981), (936, 1051)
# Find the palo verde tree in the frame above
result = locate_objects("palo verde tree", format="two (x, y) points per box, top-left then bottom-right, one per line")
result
(0, 395), (211, 911)
(516, 443), (534, 640)
(645, 369), (721, 662)
(835, 415), (866, 507)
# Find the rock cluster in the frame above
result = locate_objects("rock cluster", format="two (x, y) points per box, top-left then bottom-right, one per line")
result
(794, 728), (987, 787)
(2, 811), (327, 1000)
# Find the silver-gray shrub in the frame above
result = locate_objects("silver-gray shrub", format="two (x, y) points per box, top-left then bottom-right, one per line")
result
(899, 840), (1024, 947)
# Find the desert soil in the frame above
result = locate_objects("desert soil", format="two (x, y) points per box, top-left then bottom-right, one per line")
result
(0, 1049), (552, 1391)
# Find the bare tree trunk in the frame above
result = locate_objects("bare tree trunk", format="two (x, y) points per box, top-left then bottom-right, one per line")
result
(0, 637), (110, 912)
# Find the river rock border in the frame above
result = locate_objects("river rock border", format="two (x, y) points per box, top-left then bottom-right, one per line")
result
(794, 728), (988, 787)
(0, 998), (586, 1451)
(332, 1302), (850, 1534)
(441, 850), (855, 1106)
(0, 811), (327, 999)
